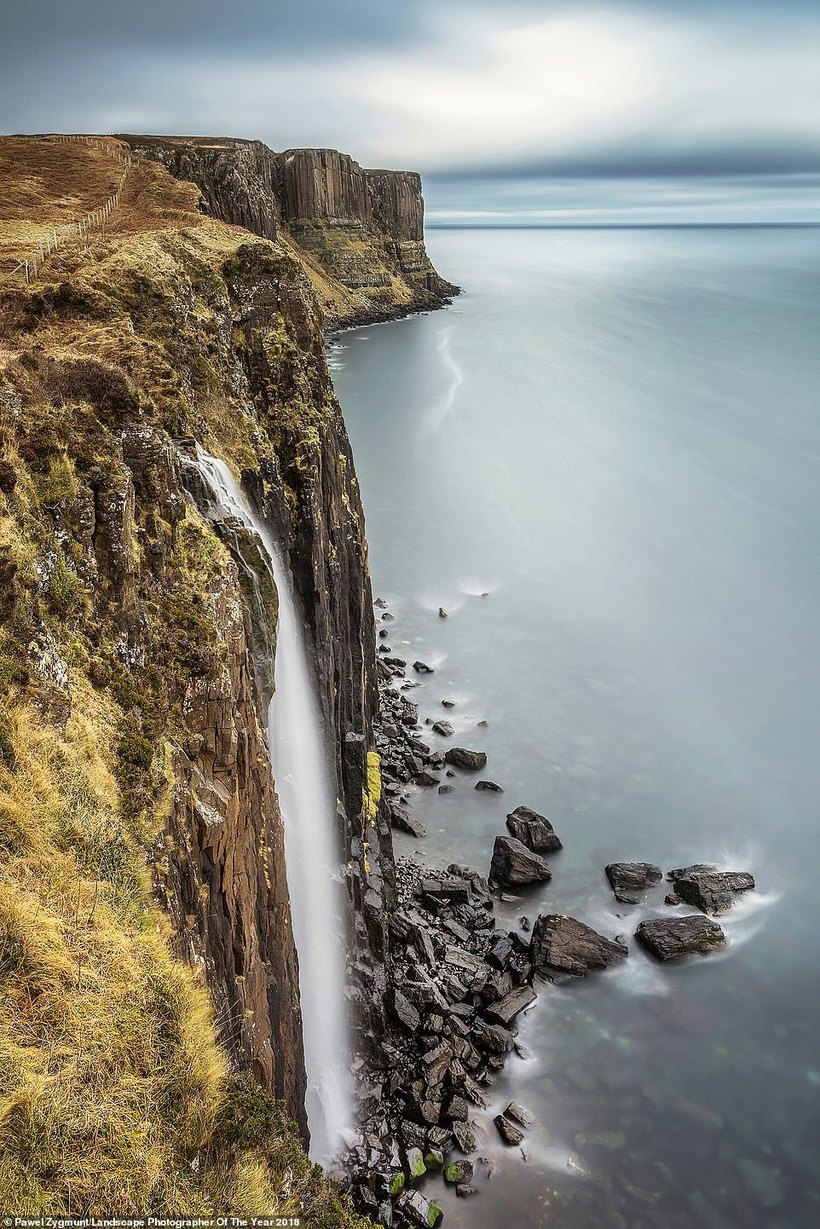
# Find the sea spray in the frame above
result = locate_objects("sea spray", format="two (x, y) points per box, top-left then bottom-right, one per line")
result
(183, 447), (351, 1168)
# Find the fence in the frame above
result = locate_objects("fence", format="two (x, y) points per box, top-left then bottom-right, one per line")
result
(1, 135), (137, 284)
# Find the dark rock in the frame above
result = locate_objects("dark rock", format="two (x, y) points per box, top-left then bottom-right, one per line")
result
(413, 660), (434, 674)
(444, 1160), (473, 1186)
(444, 747), (487, 771)
(419, 876), (471, 903)
(395, 1190), (443, 1228)
(438, 607), (448, 618)
(605, 862), (663, 904)
(530, 914), (628, 979)
(390, 809), (427, 839)
(519, 915), (531, 932)
(438, 784), (453, 795)
(635, 915), (726, 961)
(486, 984), (537, 1026)
(431, 720), (454, 737)
(452, 1120), (478, 1153)
(506, 805), (562, 853)
(441, 699), (456, 708)
(456, 1184), (475, 1198)
(414, 770), (440, 786)
(475, 779), (503, 792)
(392, 989), (421, 1032)
(505, 1101), (535, 1129)
(489, 836), (552, 887)
(665, 892), (681, 906)
(668, 864), (755, 914)
(494, 1114), (524, 1146)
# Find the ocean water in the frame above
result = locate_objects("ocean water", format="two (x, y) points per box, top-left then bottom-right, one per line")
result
(331, 227), (820, 1229)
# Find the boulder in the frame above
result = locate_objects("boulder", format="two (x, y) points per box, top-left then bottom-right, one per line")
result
(668, 864), (755, 914)
(489, 836), (552, 887)
(475, 779), (503, 792)
(395, 1190), (443, 1228)
(605, 862), (663, 904)
(506, 805), (562, 853)
(505, 1101), (534, 1129)
(486, 984), (537, 1026)
(635, 915), (726, 961)
(444, 1160), (473, 1186)
(530, 914), (628, 979)
(494, 1114), (524, 1146)
(445, 747), (487, 771)
(413, 660), (434, 673)
(431, 720), (454, 737)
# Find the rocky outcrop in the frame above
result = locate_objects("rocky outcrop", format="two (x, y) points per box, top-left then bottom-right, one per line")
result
(120, 135), (458, 328)
(635, 915), (726, 961)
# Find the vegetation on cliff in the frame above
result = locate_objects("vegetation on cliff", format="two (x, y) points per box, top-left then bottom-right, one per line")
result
(0, 136), (372, 1224)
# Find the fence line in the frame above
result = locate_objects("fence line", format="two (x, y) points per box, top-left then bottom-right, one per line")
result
(2, 135), (137, 284)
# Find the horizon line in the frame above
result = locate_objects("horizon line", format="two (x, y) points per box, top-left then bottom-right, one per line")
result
(426, 221), (820, 231)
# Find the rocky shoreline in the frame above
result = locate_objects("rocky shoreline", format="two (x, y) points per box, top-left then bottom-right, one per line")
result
(346, 597), (758, 1227)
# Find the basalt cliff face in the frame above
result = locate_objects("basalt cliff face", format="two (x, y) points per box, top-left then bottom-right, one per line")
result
(121, 136), (457, 328)
(0, 134), (398, 1221)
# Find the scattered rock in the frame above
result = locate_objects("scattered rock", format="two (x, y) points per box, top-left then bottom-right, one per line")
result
(635, 915), (726, 961)
(505, 1102), (534, 1130)
(475, 779), (503, 793)
(530, 914), (628, 979)
(413, 660), (434, 674)
(489, 836), (552, 888)
(605, 862), (662, 904)
(444, 747), (487, 771)
(395, 1190), (443, 1228)
(441, 699), (456, 708)
(431, 720), (454, 737)
(668, 865), (755, 914)
(443, 1160), (473, 1186)
(438, 784), (453, 795)
(414, 770), (440, 787)
(438, 607), (448, 618)
(506, 806), (562, 853)
(494, 1114), (524, 1146)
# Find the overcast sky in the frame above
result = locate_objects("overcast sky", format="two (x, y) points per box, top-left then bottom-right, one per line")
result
(2, 0), (818, 222)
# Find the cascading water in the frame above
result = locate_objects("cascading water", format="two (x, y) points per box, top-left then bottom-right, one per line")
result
(183, 447), (351, 1169)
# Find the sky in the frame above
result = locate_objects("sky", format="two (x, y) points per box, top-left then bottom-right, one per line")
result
(2, 0), (819, 224)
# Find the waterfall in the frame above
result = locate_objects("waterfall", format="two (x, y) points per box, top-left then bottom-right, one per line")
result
(183, 447), (351, 1169)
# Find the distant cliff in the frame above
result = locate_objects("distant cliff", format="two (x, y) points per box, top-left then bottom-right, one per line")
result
(121, 136), (457, 329)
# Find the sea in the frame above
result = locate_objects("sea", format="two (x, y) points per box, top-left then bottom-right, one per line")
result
(330, 226), (820, 1229)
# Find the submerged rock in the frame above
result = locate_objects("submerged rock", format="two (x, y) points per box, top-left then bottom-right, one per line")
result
(489, 836), (552, 887)
(506, 805), (562, 853)
(438, 607), (448, 618)
(475, 779), (503, 793)
(635, 914), (726, 961)
(445, 747), (487, 771)
(668, 864), (755, 914)
(605, 862), (663, 904)
(530, 914), (628, 979)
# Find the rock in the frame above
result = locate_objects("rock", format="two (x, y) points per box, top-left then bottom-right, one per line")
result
(444, 747), (487, 771)
(419, 876), (471, 903)
(605, 862), (662, 904)
(438, 607), (448, 618)
(374, 597), (388, 609)
(506, 805), (562, 853)
(392, 989), (421, 1032)
(489, 836), (552, 888)
(456, 1184), (475, 1198)
(665, 892), (681, 905)
(406, 1147), (427, 1181)
(452, 1120), (478, 1153)
(519, 915), (531, 932)
(391, 809), (427, 838)
(414, 770), (440, 786)
(395, 1190), (443, 1228)
(438, 784), (453, 795)
(475, 779), (503, 792)
(505, 1101), (534, 1129)
(441, 699), (456, 708)
(635, 915), (726, 961)
(530, 914), (628, 979)
(413, 660), (434, 674)
(486, 984), (537, 1026)
(494, 1114), (524, 1146)
(431, 720), (454, 737)
(477, 719), (488, 728)
(668, 864), (755, 914)
(423, 1149), (444, 1170)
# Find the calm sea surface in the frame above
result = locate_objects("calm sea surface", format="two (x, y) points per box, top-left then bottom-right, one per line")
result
(331, 228), (820, 1229)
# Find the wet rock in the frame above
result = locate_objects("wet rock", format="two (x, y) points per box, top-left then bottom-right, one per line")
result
(635, 914), (726, 961)
(455, 1183), (475, 1198)
(506, 805), (562, 853)
(494, 1114), (524, 1146)
(444, 747), (487, 771)
(475, 779), (503, 792)
(452, 1120), (478, 1153)
(665, 892), (681, 905)
(414, 770), (440, 787)
(419, 876), (471, 904)
(668, 864), (755, 914)
(438, 607), (448, 618)
(390, 808), (427, 838)
(530, 914), (628, 979)
(413, 660), (434, 674)
(441, 698), (456, 708)
(444, 1159), (474, 1186)
(374, 597), (389, 609)
(489, 836), (552, 888)
(486, 984), (537, 1026)
(605, 862), (662, 904)
(395, 1190), (443, 1228)
(438, 784), (453, 795)
(406, 1147), (427, 1180)
(519, 915), (531, 932)
(505, 1101), (534, 1130)
(431, 720), (454, 737)
(392, 989), (421, 1032)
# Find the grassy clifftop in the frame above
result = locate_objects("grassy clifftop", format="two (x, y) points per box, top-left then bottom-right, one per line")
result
(0, 136), (371, 1224)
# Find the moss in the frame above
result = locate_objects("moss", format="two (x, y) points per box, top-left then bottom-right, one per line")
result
(389, 1172), (405, 1197)
(33, 454), (79, 508)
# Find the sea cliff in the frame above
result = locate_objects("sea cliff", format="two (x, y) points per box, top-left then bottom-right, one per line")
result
(120, 136), (458, 328)
(0, 133), (398, 1221)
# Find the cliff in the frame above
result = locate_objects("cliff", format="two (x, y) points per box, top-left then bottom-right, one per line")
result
(121, 136), (457, 329)
(0, 134), (380, 1222)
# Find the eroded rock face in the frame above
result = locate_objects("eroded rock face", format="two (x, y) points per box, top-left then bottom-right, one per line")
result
(530, 914), (628, 979)
(490, 836), (552, 887)
(635, 915), (726, 961)
(605, 861), (663, 904)
(121, 135), (458, 328)
(506, 805), (563, 853)
(668, 865), (755, 914)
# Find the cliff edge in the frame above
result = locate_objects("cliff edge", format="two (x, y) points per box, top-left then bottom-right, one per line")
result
(120, 136), (458, 329)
